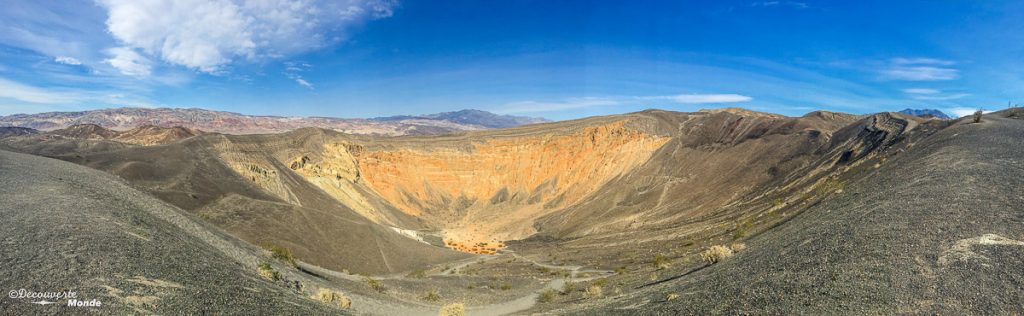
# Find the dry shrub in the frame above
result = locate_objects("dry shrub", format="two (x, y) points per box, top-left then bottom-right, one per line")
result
(652, 253), (670, 269)
(364, 277), (386, 293)
(701, 245), (734, 264)
(312, 288), (351, 309)
(729, 243), (747, 253)
(419, 288), (441, 302)
(257, 262), (279, 281)
(538, 288), (558, 303)
(666, 293), (680, 301)
(266, 245), (298, 267)
(585, 285), (603, 298)
(973, 110), (983, 123)
(439, 303), (465, 316)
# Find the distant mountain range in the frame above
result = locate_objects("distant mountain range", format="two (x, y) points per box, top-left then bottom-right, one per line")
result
(898, 108), (951, 119)
(0, 108), (548, 136)
(371, 109), (549, 129)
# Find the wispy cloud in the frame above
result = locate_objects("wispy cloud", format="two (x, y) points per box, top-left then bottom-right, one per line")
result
(284, 61), (314, 89)
(751, 1), (809, 9)
(54, 56), (82, 65)
(0, 77), (79, 104)
(902, 88), (940, 95)
(901, 88), (968, 100)
(95, 0), (399, 74)
(911, 93), (970, 101)
(641, 94), (753, 103)
(881, 58), (959, 81)
(497, 93), (753, 114)
(104, 47), (151, 77)
(0, 77), (158, 114)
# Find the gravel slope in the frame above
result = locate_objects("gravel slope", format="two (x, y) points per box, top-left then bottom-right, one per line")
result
(0, 150), (341, 315)
(566, 111), (1024, 314)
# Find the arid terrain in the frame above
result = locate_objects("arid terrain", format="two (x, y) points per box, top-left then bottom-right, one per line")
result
(0, 108), (547, 136)
(1, 107), (1022, 315)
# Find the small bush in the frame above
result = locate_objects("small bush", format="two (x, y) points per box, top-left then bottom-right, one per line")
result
(538, 288), (558, 303)
(257, 262), (280, 281)
(499, 283), (512, 290)
(666, 293), (680, 301)
(730, 243), (747, 253)
(652, 253), (670, 269)
(585, 285), (603, 298)
(734, 219), (754, 239)
(312, 288), (352, 309)
(438, 303), (465, 316)
(419, 289), (441, 302)
(364, 277), (386, 293)
(561, 281), (577, 295)
(700, 245), (734, 264)
(615, 266), (627, 274)
(267, 245), (298, 267)
(973, 110), (983, 123)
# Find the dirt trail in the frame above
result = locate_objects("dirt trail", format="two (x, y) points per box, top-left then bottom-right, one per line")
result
(300, 251), (613, 315)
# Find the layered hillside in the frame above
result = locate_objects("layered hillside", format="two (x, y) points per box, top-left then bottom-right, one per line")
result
(564, 108), (1024, 315)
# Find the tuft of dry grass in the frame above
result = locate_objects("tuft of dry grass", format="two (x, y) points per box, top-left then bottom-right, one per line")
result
(666, 293), (680, 301)
(257, 262), (279, 281)
(700, 245), (734, 264)
(652, 253), (670, 269)
(585, 285), (603, 298)
(438, 303), (465, 316)
(312, 288), (351, 309)
(364, 277), (386, 293)
(538, 288), (558, 303)
(730, 243), (747, 253)
(419, 289), (441, 302)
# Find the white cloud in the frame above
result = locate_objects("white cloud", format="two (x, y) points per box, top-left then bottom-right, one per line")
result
(54, 56), (82, 65)
(96, 0), (398, 74)
(294, 77), (313, 89)
(882, 58), (959, 81)
(104, 47), (152, 76)
(902, 88), (939, 95)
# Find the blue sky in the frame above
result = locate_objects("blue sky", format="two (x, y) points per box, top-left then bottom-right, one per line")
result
(1, 0), (1022, 120)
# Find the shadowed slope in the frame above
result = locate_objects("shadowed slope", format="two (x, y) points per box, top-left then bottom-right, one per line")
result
(0, 150), (340, 315)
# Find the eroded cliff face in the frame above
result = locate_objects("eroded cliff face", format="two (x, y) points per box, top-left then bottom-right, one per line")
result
(214, 120), (670, 253)
(353, 121), (670, 250)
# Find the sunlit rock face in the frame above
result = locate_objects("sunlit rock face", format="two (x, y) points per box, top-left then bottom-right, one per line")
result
(350, 121), (670, 251)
